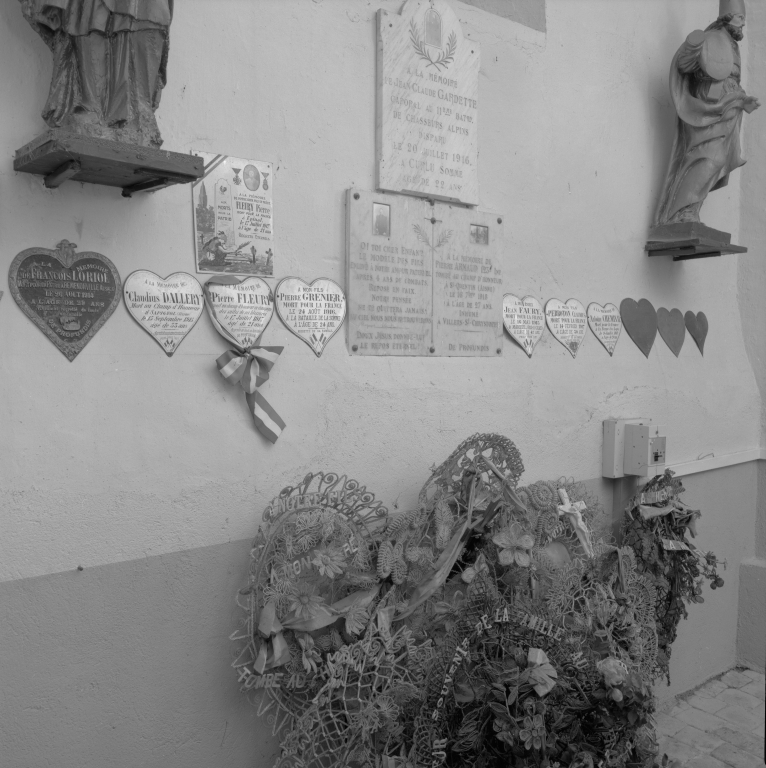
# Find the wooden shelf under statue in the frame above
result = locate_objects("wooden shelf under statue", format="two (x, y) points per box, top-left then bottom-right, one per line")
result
(646, 0), (758, 261)
(14, 0), (202, 196)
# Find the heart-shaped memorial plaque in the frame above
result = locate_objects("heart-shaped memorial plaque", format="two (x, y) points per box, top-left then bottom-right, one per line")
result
(620, 299), (657, 358)
(9, 240), (121, 361)
(545, 298), (587, 358)
(587, 302), (622, 356)
(502, 294), (545, 357)
(657, 308), (686, 357)
(124, 271), (204, 356)
(203, 276), (274, 348)
(685, 311), (709, 355)
(275, 277), (346, 357)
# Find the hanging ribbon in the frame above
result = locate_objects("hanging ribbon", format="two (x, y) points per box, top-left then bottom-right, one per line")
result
(254, 601), (292, 674)
(204, 276), (285, 443)
(215, 345), (285, 443)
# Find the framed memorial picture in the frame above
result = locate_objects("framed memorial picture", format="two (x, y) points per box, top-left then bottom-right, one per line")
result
(192, 152), (275, 277)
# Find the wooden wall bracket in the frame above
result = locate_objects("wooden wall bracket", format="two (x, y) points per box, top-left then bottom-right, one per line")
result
(14, 130), (203, 196)
(645, 222), (748, 261)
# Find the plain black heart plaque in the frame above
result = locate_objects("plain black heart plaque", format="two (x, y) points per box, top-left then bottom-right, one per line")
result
(685, 311), (709, 355)
(9, 240), (121, 361)
(620, 298), (657, 358)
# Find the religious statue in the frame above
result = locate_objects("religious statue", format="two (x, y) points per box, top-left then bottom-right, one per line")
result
(19, 0), (173, 148)
(653, 0), (758, 233)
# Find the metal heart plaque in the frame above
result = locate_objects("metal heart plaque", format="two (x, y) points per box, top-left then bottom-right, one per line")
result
(545, 298), (587, 358)
(275, 277), (346, 357)
(502, 294), (545, 357)
(204, 276), (274, 348)
(9, 240), (121, 361)
(124, 271), (204, 356)
(587, 302), (622, 356)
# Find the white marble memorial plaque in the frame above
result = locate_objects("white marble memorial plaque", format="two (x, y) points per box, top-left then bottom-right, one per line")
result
(502, 294), (545, 357)
(587, 302), (622, 356)
(203, 277), (274, 349)
(124, 271), (204, 356)
(275, 278), (346, 357)
(347, 189), (503, 356)
(377, 0), (479, 206)
(545, 298), (587, 359)
(192, 152), (274, 276)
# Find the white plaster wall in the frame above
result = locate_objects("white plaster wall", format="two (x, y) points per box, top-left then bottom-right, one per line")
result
(0, 0), (761, 588)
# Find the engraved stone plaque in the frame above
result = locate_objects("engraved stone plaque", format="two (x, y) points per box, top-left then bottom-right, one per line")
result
(203, 276), (274, 349)
(502, 294), (545, 357)
(275, 277), (346, 357)
(347, 189), (503, 356)
(377, 0), (479, 206)
(9, 240), (121, 361)
(124, 271), (204, 356)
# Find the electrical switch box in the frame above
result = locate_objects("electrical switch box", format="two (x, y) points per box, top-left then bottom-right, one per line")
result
(623, 423), (666, 477)
(602, 418), (650, 478)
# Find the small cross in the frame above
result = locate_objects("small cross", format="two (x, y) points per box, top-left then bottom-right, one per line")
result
(556, 488), (594, 558)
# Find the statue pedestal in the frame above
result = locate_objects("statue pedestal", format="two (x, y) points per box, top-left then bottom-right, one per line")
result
(14, 130), (203, 197)
(645, 222), (748, 261)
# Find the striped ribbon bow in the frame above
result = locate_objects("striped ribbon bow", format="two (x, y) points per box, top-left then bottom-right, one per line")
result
(216, 346), (286, 443)
(204, 276), (285, 443)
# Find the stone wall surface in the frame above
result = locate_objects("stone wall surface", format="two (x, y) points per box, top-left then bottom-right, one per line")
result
(0, 0), (763, 765)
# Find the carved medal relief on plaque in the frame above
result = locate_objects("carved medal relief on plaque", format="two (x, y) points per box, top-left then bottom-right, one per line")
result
(377, 0), (480, 206)
(347, 189), (503, 356)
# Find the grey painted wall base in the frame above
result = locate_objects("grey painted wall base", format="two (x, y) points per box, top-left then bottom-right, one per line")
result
(0, 539), (281, 768)
(737, 557), (766, 672)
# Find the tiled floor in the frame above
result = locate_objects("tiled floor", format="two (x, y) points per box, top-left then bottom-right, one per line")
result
(656, 668), (765, 768)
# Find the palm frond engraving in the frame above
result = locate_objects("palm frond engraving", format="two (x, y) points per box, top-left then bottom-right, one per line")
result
(435, 230), (453, 249)
(412, 224), (431, 247)
(409, 21), (458, 71)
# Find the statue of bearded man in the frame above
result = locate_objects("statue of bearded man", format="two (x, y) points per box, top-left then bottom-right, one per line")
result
(19, 0), (173, 148)
(654, 0), (759, 228)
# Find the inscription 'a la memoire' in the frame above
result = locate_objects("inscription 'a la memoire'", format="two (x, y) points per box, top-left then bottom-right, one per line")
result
(377, 0), (480, 205)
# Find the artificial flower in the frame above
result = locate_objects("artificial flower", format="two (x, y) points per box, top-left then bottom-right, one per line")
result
(597, 656), (629, 687)
(312, 545), (346, 579)
(519, 713), (545, 750)
(287, 582), (324, 620)
(344, 600), (370, 636)
(461, 553), (489, 583)
(493, 523), (535, 567)
(297, 632), (321, 674)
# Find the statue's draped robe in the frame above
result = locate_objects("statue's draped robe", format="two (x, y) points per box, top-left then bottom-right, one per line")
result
(20, 0), (173, 147)
(655, 28), (748, 226)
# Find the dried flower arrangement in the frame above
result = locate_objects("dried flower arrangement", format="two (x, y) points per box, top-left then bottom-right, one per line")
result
(232, 435), (723, 768)
(621, 470), (725, 684)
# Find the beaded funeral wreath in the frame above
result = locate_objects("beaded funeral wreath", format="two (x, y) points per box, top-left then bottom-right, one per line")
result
(231, 434), (724, 768)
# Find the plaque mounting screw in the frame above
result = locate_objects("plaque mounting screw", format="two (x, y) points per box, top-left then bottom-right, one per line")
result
(353, 193), (360, 200)
(430, 217), (436, 224)
(497, 218), (502, 224)
(77, 565), (84, 571)
(429, 346), (435, 353)
(352, 345), (358, 351)
(496, 348), (502, 354)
